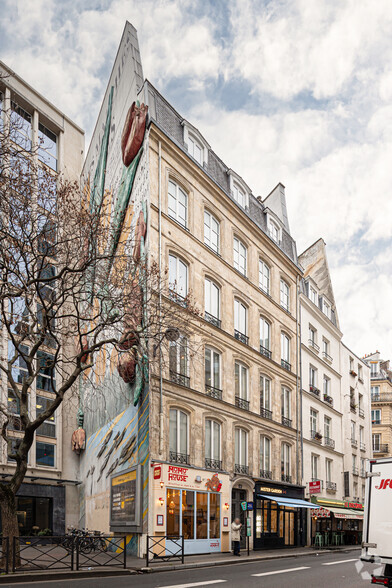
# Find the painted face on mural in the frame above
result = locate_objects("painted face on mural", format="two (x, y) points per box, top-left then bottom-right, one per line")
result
(121, 102), (148, 167)
(205, 474), (222, 492)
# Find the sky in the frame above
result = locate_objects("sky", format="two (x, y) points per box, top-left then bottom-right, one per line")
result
(1, 0), (391, 358)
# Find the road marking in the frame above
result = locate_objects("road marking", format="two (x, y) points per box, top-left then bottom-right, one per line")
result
(160, 581), (227, 588)
(252, 566), (310, 577)
(322, 558), (359, 566)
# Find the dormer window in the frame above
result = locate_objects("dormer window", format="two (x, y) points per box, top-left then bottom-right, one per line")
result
(228, 170), (250, 209)
(322, 299), (330, 318)
(310, 286), (317, 305)
(188, 134), (203, 165)
(232, 183), (246, 208)
(183, 121), (209, 166)
(268, 219), (280, 243)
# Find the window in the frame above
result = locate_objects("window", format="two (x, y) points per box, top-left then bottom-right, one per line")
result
(372, 409), (381, 425)
(234, 299), (247, 338)
(324, 416), (331, 440)
(260, 436), (271, 472)
(280, 279), (290, 311)
(38, 263), (56, 302)
(371, 386), (380, 400)
(323, 375), (330, 397)
(281, 443), (291, 480)
(233, 237), (247, 276)
(281, 333), (290, 368)
(352, 454), (357, 471)
(281, 387), (291, 420)
(205, 347), (220, 392)
(205, 278), (220, 325)
(36, 396), (56, 438)
(349, 357), (354, 372)
(372, 433), (381, 451)
(260, 317), (271, 355)
(168, 180), (187, 227)
(311, 454), (319, 480)
(205, 420), (221, 463)
(9, 342), (29, 385)
(351, 421), (356, 441)
(360, 426), (364, 444)
(326, 459), (332, 483)
(187, 135), (203, 164)
(260, 375), (272, 412)
(235, 428), (248, 469)
(360, 457), (366, 476)
(38, 123), (58, 171)
(204, 211), (220, 253)
(36, 442), (55, 467)
(235, 362), (248, 400)
(322, 339), (329, 355)
(169, 409), (188, 457)
(309, 326), (316, 346)
(259, 260), (270, 295)
(169, 254), (188, 300)
(169, 336), (189, 386)
(268, 220), (280, 243)
(323, 299), (330, 318)
(358, 365), (363, 380)
(310, 286), (318, 304)
(232, 183), (246, 208)
(10, 102), (32, 150)
(370, 362), (378, 376)
(310, 409), (318, 434)
(7, 389), (22, 431)
(309, 366), (317, 389)
(37, 351), (55, 392)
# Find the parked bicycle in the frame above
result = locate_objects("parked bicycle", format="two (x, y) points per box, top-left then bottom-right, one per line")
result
(61, 528), (108, 554)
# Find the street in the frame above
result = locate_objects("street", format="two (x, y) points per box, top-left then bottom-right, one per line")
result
(0, 549), (381, 587)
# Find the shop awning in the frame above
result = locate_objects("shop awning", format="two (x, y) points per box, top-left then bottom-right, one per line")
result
(328, 507), (363, 519)
(257, 494), (319, 509)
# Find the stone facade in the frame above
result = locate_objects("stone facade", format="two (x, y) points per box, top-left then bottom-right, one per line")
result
(364, 352), (392, 459)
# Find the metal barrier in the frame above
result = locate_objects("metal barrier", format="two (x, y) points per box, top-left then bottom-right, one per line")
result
(1, 537), (9, 574)
(13, 536), (74, 572)
(146, 535), (184, 566)
(76, 535), (126, 570)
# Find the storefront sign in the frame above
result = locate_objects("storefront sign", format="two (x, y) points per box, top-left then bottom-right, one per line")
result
(223, 517), (228, 527)
(310, 507), (330, 518)
(157, 514), (164, 526)
(247, 501), (254, 511)
(241, 501), (248, 511)
(168, 466), (189, 482)
(258, 486), (286, 495)
(154, 465), (161, 480)
(309, 480), (322, 495)
(110, 465), (141, 531)
(344, 501), (363, 510)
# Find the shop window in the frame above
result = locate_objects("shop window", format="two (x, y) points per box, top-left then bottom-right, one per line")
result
(36, 441), (55, 467)
(166, 488), (180, 535)
(204, 211), (220, 253)
(168, 180), (187, 228)
(182, 490), (195, 540)
(166, 489), (220, 542)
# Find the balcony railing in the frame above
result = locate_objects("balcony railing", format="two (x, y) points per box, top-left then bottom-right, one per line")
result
(352, 467), (359, 476)
(259, 344), (272, 359)
(169, 290), (188, 307)
(310, 385), (320, 397)
(260, 469), (273, 480)
(235, 464), (249, 475)
(360, 470), (366, 478)
(358, 408), (365, 418)
(351, 438), (358, 448)
(308, 339), (320, 352)
(350, 403), (356, 413)
(281, 474), (292, 483)
(170, 371), (190, 388)
(324, 394), (334, 406)
(360, 442), (366, 451)
(260, 406), (273, 420)
(373, 444), (389, 454)
(372, 393), (392, 402)
(281, 416), (292, 428)
(235, 396), (250, 411)
(281, 359), (291, 372)
(323, 351), (333, 363)
(205, 384), (222, 400)
(324, 436), (335, 449)
(169, 451), (190, 465)
(234, 330), (249, 345)
(326, 481), (337, 492)
(205, 458), (222, 470)
(204, 311), (221, 329)
(311, 430), (323, 442)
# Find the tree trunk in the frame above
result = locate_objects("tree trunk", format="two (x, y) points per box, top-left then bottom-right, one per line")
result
(0, 486), (20, 571)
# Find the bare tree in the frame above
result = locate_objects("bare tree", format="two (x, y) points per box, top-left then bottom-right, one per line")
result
(0, 96), (200, 566)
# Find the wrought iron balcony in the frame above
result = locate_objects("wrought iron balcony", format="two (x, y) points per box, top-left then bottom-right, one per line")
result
(259, 344), (272, 359)
(205, 458), (222, 470)
(311, 430), (323, 442)
(360, 442), (366, 451)
(351, 438), (358, 448)
(350, 403), (356, 413)
(281, 474), (292, 483)
(373, 444), (389, 454)
(281, 416), (292, 428)
(323, 351), (333, 363)
(326, 481), (337, 492)
(234, 330), (249, 345)
(310, 385), (320, 397)
(324, 436), (335, 449)
(169, 451), (190, 465)
(169, 290), (188, 307)
(372, 393), (392, 402)
(170, 370), (190, 388)
(235, 464), (249, 475)
(204, 311), (221, 329)
(260, 469), (273, 480)
(281, 359), (291, 372)
(205, 384), (222, 400)
(352, 467), (359, 476)
(235, 396), (250, 411)
(308, 339), (320, 352)
(360, 470), (366, 478)
(358, 408), (365, 418)
(260, 406), (273, 420)
(324, 394), (334, 406)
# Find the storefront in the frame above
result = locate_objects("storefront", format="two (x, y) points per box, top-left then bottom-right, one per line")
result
(310, 498), (364, 546)
(151, 462), (231, 555)
(253, 480), (309, 549)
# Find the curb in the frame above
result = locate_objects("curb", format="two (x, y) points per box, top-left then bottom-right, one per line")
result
(0, 569), (136, 584)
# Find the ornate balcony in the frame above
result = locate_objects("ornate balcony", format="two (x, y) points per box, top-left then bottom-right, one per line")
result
(281, 474), (292, 483)
(260, 406), (273, 420)
(281, 359), (291, 372)
(260, 469), (273, 480)
(234, 330), (249, 345)
(170, 370), (190, 388)
(259, 344), (272, 359)
(324, 436), (335, 449)
(169, 290), (187, 308)
(373, 444), (389, 454)
(235, 464), (249, 475)
(350, 403), (356, 413)
(281, 416), (292, 428)
(205, 458), (222, 470)
(169, 451), (190, 465)
(326, 481), (337, 492)
(235, 396), (250, 411)
(205, 384), (222, 400)
(205, 311), (221, 329)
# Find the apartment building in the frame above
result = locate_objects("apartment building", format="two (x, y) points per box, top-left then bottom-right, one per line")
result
(0, 61), (84, 534)
(363, 351), (392, 458)
(78, 22), (314, 557)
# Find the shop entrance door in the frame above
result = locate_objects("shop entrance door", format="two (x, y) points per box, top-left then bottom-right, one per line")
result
(284, 509), (295, 546)
(231, 489), (246, 549)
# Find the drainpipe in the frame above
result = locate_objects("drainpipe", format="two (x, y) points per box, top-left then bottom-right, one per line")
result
(158, 140), (164, 457)
(296, 275), (301, 485)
